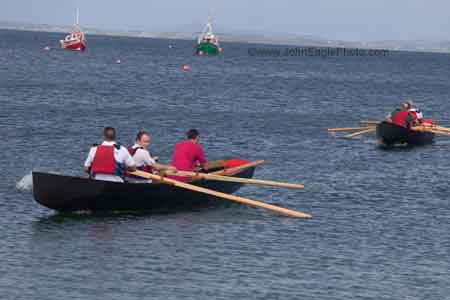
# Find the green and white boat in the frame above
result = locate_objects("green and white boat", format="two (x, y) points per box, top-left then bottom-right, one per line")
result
(196, 15), (222, 56)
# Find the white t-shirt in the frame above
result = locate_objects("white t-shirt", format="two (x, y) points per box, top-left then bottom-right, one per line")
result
(84, 141), (136, 182)
(409, 108), (424, 120)
(131, 144), (156, 168)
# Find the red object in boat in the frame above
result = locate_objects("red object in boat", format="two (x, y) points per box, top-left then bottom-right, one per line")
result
(422, 119), (437, 125)
(223, 159), (251, 168)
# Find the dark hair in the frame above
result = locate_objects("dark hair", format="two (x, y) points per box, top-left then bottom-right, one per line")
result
(187, 129), (199, 140)
(136, 131), (150, 142)
(103, 127), (116, 141)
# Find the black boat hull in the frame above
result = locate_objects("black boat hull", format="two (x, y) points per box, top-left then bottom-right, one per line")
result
(32, 167), (255, 212)
(376, 121), (434, 146)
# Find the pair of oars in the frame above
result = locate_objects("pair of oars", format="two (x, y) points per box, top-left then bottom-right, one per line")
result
(165, 170), (305, 189)
(164, 160), (304, 189)
(412, 125), (450, 136)
(328, 121), (378, 139)
(130, 162), (311, 219)
(432, 125), (450, 136)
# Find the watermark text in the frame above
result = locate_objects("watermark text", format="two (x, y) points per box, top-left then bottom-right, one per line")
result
(248, 47), (390, 57)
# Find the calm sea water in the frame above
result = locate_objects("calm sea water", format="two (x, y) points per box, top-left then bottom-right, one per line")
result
(0, 29), (449, 300)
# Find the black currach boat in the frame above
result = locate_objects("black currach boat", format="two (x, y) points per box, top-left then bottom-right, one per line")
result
(32, 165), (256, 212)
(376, 121), (435, 146)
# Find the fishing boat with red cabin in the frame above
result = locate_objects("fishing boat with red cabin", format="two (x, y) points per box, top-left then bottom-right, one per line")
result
(60, 8), (86, 51)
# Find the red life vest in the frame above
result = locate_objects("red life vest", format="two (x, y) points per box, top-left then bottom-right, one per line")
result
(392, 111), (410, 127)
(91, 145), (118, 175)
(126, 146), (153, 174)
(127, 146), (140, 156)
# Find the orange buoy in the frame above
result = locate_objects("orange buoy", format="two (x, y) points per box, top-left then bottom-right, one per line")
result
(182, 64), (190, 71)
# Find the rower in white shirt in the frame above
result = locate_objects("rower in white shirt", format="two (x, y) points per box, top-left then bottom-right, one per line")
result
(83, 127), (136, 182)
(127, 131), (177, 175)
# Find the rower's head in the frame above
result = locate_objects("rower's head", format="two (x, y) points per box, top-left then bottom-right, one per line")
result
(136, 131), (151, 149)
(403, 100), (413, 110)
(103, 127), (116, 142)
(187, 129), (200, 143)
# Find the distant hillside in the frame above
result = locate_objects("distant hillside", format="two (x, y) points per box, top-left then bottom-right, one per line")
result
(1, 20), (450, 53)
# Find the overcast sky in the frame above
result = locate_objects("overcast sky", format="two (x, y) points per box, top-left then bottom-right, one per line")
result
(2, 0), (450, 41)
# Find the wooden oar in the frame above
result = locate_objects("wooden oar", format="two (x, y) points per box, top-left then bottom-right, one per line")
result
(428, 130), (450, 136)
(411, 126), (450, 136)
(360, 120), (379, 126)
(434, 126), (450, 133)
(328, 127), (371, 132)
(131, 170), (311, 219)
(166, 170), (304, 189)
(202, 160), (228, 171)
(344, 128), (376, 139)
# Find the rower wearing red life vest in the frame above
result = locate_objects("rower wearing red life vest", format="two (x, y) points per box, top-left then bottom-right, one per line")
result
(83, 127), (136, 182)
(405, 100), (424, 126)
(171, 129), (207, 182)
(127, 131), (177, 176)
(386, 101), (415, 128)
(405, 99), (427, 127)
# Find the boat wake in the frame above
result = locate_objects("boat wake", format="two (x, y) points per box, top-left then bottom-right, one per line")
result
(16, 172), (33, 192)
(363, 139), (379, 145)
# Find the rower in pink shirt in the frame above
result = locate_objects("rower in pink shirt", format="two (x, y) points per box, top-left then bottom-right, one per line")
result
(171, 129), (207, 182)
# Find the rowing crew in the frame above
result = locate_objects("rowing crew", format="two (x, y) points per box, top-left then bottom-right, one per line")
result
(385, 100), (433, 128)
(83, 127), (207, 183)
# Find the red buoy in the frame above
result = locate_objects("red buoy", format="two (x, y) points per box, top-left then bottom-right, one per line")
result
(43, 46), (50, 51)
(116, 59), (122, 64)
(182, 64), (190, 71)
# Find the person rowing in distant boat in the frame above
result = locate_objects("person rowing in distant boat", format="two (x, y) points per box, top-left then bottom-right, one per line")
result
(127, 131), (177, 176)
(83, 127), (136, 182)
(385, 100), (415, 128)
(170, 129), (207, 182)
(404, 100), (424, 125)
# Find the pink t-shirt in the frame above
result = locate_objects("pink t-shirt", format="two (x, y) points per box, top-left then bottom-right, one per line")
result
(171, 140), (206, 181)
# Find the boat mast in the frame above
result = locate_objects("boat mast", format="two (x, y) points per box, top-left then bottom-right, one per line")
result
(198, 12), (214, 43)
(206, 14), (213, 35)
(73, 7), (82, 32)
